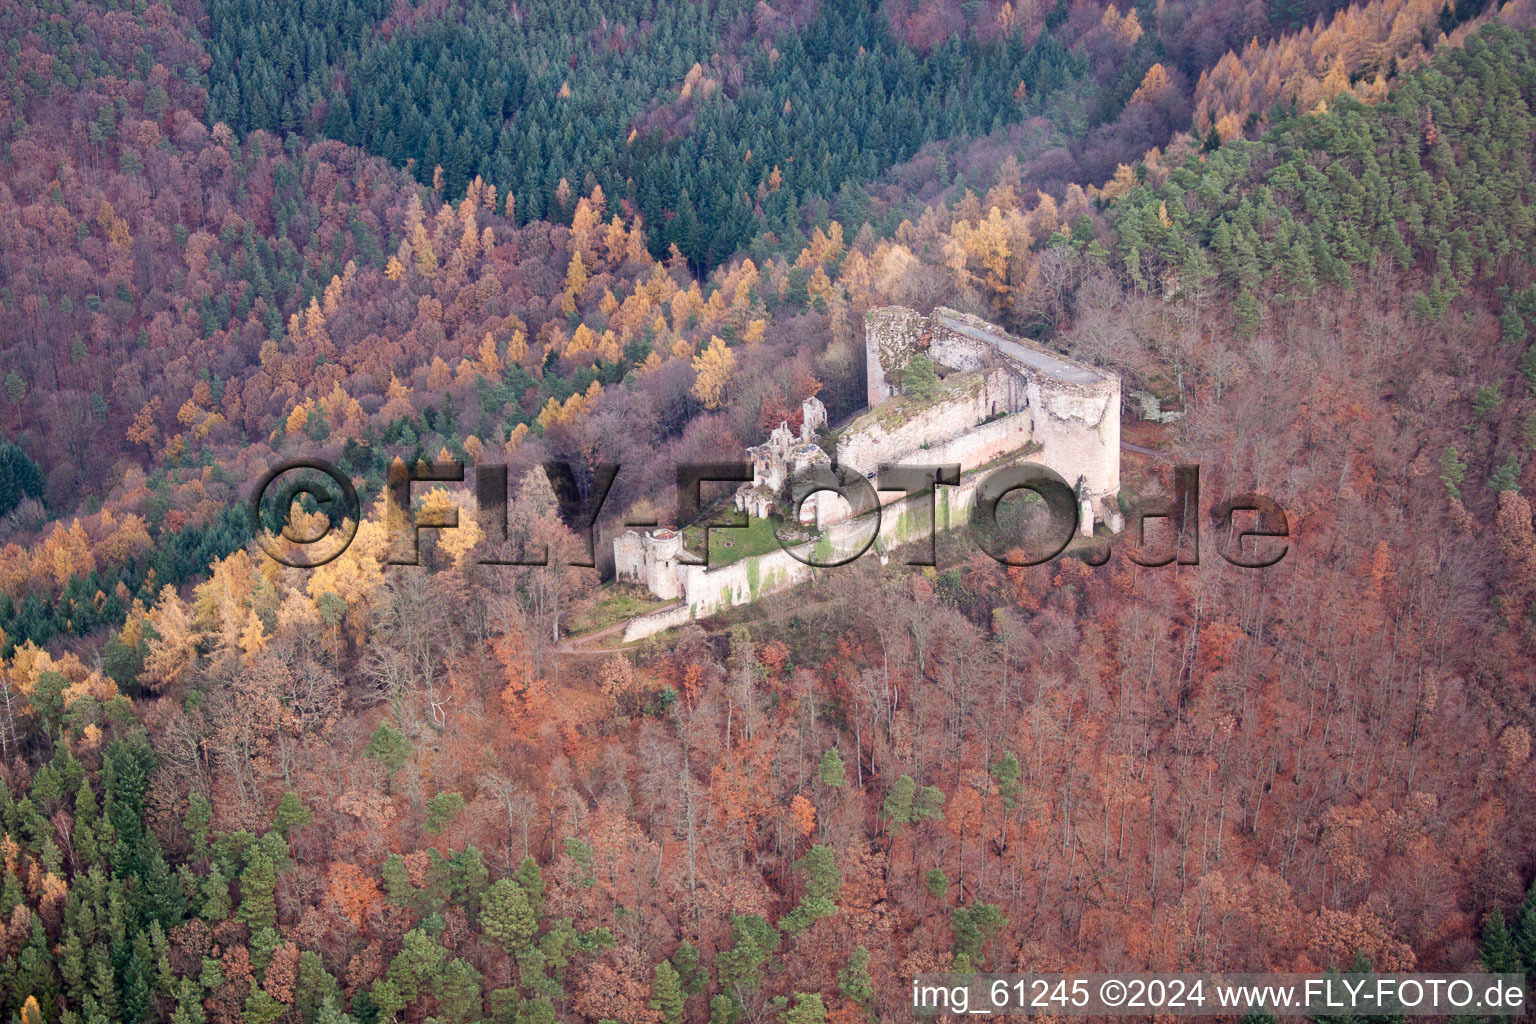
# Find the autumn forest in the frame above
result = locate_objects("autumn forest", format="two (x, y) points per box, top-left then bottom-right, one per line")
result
(3, 0), (1536, 1021)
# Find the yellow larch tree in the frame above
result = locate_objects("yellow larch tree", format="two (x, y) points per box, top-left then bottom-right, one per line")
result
(458, 218), (480, 261)
(142, 587), (200, 690)
(625, 219), (651, 264)
(420, 487), (483, 568)
(1131, 63), (1172, 104)
(691, 335), (736, 409)
(505, 423), (530, 454)
(1097, 163), (1139, 203)
(305, 506), (388, 643)
(562, 251), (589, 314)
(127, 396), (163, 450)
(286, 401), (312, 437)
(478, 333), (503, 377)
(670, 283), (704, 333)
(322, 274), (344, 317)
(506, 329), (529, 365)
(568, 323), (597, 356)
(43, 520), (95, 589)
(808, 265), (836, 306)
(411, 223), (438, 275)
(796, 222), (844, 269)
(603, 215), (630, 265)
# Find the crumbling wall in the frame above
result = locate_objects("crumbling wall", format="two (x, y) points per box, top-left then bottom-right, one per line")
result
(622, 304), (1124, 633)
(623, 461), (999, 640)
(928, 308), (1002, 372)
(863, 304), (1122, 516)
(836, 368), (1024, 478)
(623, 602), (693, 642)
(837, 406), (1036, 484)
(863, 306), (929, 407)
(1025, 375), (1120, 510)
(613, 532), (644, 581)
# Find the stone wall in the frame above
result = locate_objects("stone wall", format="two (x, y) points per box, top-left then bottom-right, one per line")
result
(613, 532), (644, 581)
(1024, 375), (1120, 508)
(928, 311), (1002, 372)
(918, 410), (1037, 475)
(620, 304), (1123, 637)
(624, 461), (996, 641)
(623, 602), (694, 642)
(835, 368), (1026, 478)
(858, 304), (1119, 515)
(863, 306), (929, 407)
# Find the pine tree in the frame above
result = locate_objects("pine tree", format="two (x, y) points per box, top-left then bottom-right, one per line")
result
(709, 994), (739, 1024)
(0, 440), (44, 516)
(434, 958), (485, 1024)
(365, 722), (412, 787)
(386, 928), (447, 1005)
(674, 941), (706, 996)
(952, 902), (1006, 963)
(837, 946), (875, 1014)
(1233, 288), (1262, 336)
(990, 752), (1021, 809)
(795, 845), (840, 902)
(514, 857), (546, 916)
(272, 792), (311, 838)
(715, 915), (778, 997)
(650, 959), (686, 1024)
(901, 354), (941, 402)
(424, 791), (465, 834)
(201, 862), (233, 921)
(1441, 447), (1466, 500)
(236, 847), (278, 933)
(314, 995), (356, 1024)
(1513, 882), (1536, 974)
(480, 878), (538, 958)
(244, 988), (284, 1024)
(183, 792), (211, 863)
(1481, 909), (1523, 973)
(881, 775), (915, 831)
(818, 749), (846, 788)
(784, 993), (827, 1024)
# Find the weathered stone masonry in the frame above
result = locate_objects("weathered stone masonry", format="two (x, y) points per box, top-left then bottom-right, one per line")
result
(613, 305), (1123, 637)
(859, 305), (1121, 515)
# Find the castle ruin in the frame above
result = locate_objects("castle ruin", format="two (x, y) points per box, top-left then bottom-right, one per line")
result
(734, 397), (830, 523)
(613, 305), (1122, 630)
(854, 305), (1122, 525)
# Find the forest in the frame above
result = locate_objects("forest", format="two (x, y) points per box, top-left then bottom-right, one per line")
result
(3, 0), (1536, 1021)
(209, 0), (1087, 270)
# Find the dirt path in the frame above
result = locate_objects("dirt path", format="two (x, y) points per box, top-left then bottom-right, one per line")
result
(1121, 439), (1173, 460)
(554, 602), (681, 655)
(556, 590), (852, 657)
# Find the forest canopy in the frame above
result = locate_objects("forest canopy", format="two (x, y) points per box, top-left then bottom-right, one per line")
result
(1, 0), (1536, 1022)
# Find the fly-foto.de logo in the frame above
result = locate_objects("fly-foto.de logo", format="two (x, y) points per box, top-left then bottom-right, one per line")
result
(249, 458), (1288, 571)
